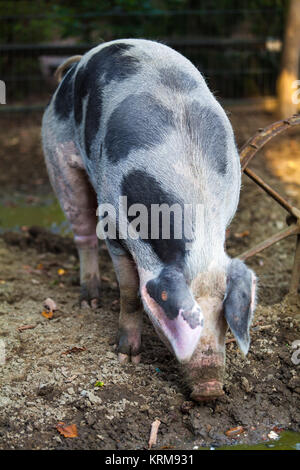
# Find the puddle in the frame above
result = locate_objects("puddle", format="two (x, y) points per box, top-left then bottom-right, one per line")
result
(209, 431), (300, 451)
(0, 193), (70, 235)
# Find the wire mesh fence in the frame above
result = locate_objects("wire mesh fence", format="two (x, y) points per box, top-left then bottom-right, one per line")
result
(0, 6), (285, 111)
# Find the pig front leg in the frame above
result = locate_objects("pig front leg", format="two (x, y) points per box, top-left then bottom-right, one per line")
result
(107, 242), (143, 364)
(43, 139), (101, 308)
(75, 234), (101, 309)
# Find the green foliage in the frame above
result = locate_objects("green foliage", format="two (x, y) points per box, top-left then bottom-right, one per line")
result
(0, 0), (290, 100)
(0, 1), (55, 43)
(0, 0), (288, 44)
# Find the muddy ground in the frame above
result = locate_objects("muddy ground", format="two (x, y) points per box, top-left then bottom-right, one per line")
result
(0, 108), (299, 450)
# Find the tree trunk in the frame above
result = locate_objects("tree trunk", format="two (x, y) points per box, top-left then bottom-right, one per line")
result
(277, 0), (300, 119)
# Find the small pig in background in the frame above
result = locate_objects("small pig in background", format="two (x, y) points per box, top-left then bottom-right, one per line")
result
(42, 39), (257, 402)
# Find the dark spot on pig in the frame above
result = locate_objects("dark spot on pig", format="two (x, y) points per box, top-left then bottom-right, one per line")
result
(121, 169), (190, 264)
(74, 65), (87, 125)
(105, 93), (174, 163)
(84, 89), (103, 158)
(146, 266), (194, 320)
(74, 43), (139, 126)
(54, 65), (76, 120)
(185, 101), (228, 175)
(159, 66), (198, 93)
(93, 43), (140, 85)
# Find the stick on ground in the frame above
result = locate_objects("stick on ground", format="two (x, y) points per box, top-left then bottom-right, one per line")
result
(148, 419), (161, 449)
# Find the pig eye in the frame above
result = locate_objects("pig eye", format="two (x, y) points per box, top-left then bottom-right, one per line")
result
(161, 291), (168, 301)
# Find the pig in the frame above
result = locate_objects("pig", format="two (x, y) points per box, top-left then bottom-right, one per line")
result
(42, 39), (257, 401)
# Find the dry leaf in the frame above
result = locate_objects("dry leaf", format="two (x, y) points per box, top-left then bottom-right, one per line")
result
(57, 268), (66, 276)
(42, 310), (53, 319)
(56, 422), (78, 438)
(225, 426), (244, 437)
(234, 230), (250, 239)
(62, 346), (86, 355)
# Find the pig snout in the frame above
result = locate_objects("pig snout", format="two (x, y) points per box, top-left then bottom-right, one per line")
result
(183, 292), (227, 402)
(183, 349), (225, 402)
(141, 267), (204, 363)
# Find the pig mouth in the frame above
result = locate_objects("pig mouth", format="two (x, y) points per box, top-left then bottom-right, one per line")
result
(141, 285), (204, 363)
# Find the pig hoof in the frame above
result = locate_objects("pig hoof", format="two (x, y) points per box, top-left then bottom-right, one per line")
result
(117, 352), (141, 364)
(131, 354), (141, 364)
(190, 380), (224, 402)
(80, 278), (101, 309)
(80, 300), (90, 309)
(80, 297), (100, 309)
(118, 353), (130, 364)
(91, 298), (100, 309)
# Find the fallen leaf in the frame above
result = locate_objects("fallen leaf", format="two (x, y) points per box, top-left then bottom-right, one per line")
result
(56, 422), (78, 438)
(234, 230), (250, 239)
(42, 310), (53, 319)
(94, 381), (104, 387)
(57, 268), (66, 276)
(61, 346), (86, 355)
(17, 324), (35, 331)
(272, 426), (284, 434)
(0, 280), (6, 284)
(225, 426), (244, 437)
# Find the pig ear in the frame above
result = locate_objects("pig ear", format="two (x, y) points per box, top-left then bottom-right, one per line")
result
(224, 259), (257, 355)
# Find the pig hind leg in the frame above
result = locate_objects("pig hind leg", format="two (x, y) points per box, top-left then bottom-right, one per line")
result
(43, 136), (101, 308)
(107, 244), (143, 364)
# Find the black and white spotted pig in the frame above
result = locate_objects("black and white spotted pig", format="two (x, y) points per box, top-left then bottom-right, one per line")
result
(42, 39), (256, 401)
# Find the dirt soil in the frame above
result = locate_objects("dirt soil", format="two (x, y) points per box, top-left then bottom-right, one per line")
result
(0, 109), (299, 450)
